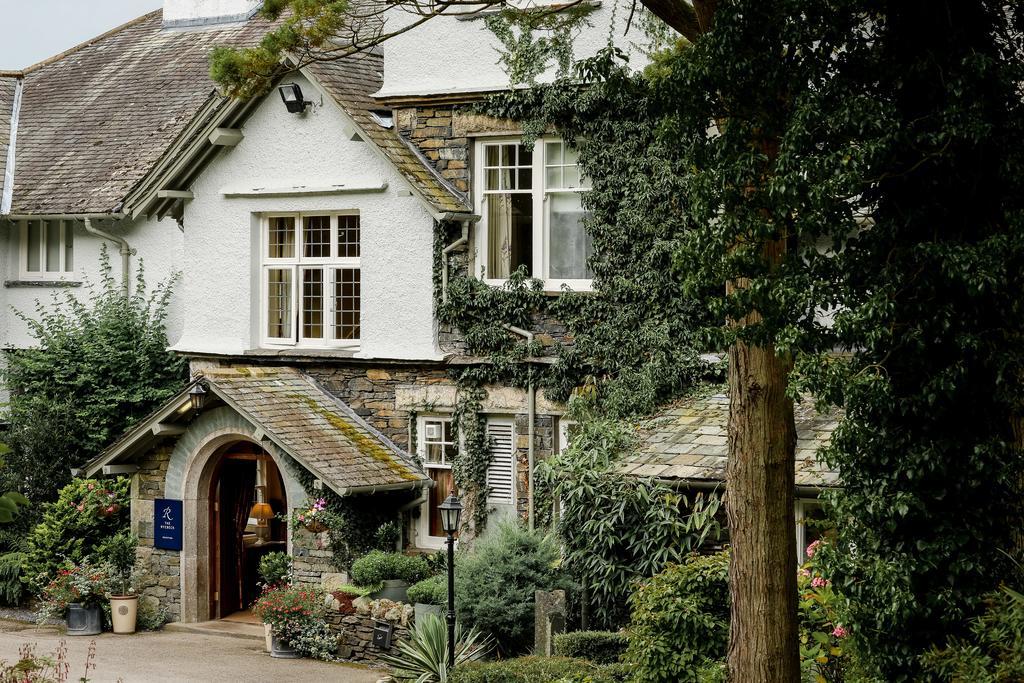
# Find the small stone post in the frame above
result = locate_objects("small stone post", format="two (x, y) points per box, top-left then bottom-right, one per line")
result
(534, 589), (566, 656)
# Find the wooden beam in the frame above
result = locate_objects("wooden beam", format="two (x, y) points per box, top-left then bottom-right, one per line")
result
(102, 464), (140, 475)
(209, 127), (244, 146)
(156, 190), (194, 200)
(152, 423), (186, 436)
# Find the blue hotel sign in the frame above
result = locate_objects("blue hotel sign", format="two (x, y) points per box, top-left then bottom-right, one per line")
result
(154, 498), (183, 551)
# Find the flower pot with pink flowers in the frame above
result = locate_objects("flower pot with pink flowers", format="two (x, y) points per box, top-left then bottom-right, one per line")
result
(253, 585), (331, 659)
(37, 560), (110, 636)
(286, 498), (336, 534)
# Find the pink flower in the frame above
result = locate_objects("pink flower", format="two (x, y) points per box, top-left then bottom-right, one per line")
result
(799, 568), (811, 577)
(811, 576), (829, 588)
(87, 483), (95, 491)
(832, 625), (848, 638)
(76, 504), (85, 512)
(806, 540), (822, 559)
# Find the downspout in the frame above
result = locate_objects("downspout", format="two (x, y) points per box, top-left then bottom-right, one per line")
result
(505, 324), (537, 530)
(441, 221), (469, 303)
(84, 218), (131, 295)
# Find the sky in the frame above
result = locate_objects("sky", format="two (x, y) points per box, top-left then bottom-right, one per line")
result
(0, 0), (162, 70)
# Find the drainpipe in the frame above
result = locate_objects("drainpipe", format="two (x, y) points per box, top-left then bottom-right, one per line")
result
(84, 218), (132, 295)
(505, 324), (537, 530)
(441, 222), (470, 304)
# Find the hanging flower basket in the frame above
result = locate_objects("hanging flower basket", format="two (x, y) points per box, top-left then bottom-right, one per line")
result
(303, 519), (328, 534)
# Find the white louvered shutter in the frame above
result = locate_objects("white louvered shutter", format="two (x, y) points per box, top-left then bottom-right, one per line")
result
(486, 420), (516, 504)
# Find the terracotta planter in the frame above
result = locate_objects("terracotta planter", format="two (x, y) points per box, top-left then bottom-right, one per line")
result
(270, 633), (302, 659)
(66, 603), (103, 636)
(110, 595), (138, 634)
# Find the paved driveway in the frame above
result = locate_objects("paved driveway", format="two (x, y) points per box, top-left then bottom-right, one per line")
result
(0, 621), (386, 683)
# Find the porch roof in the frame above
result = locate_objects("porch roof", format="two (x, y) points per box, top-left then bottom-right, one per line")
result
(85, 366), (427, 495)
(620, 392), (841, 489)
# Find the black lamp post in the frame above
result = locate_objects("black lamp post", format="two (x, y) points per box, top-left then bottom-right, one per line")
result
(438, 493), (462, 670)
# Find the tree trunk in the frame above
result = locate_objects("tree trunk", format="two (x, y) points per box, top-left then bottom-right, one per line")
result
(726, 337), (799, 681)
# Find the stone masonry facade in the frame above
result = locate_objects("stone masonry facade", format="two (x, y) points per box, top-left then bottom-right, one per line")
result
(131, 445), (182, 620)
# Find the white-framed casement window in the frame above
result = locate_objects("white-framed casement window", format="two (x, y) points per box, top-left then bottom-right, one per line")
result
(417, 416), (458, 549)
(19, 219), (74, 280)
(795, 498), (826, 561)
(485, 418), (516, 505)
(475, 138), (593, 290)
(261, 212), (361, 348)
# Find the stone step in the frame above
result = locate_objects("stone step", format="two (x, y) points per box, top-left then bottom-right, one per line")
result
(164, 620), (265, 642)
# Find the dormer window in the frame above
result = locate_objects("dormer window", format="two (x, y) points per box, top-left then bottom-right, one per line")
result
(475, 138), (593, 290)
(261, 212), (361, 349)
(20, 219), (74, 279)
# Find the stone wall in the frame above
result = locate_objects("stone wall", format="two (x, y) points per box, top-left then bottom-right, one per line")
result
(130, 445), (182, 620)
(291, 526), (338, 587)
(327, 597), (414, 664)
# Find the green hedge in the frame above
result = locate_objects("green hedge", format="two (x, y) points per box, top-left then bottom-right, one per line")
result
(407, 574), (447, 605)
(450, 656), (628, 683)
(554, 631), (628, 665)
(349, 550), (429, 586)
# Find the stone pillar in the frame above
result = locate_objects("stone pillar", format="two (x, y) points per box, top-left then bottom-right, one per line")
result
(534, 589), (566, 656)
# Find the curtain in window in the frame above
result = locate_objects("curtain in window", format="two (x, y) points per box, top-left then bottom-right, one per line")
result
(487, 194), (533, 278)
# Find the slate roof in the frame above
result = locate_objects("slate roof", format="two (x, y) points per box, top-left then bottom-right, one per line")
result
(85, 366), (427, 494)
(306, 56), (471, 215)
(204, 367), (427, 491)
(4, 11), (275, 215)
(621, 393), (841, 488)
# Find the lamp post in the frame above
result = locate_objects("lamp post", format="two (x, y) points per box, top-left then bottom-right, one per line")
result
(438, 493), (462, 670)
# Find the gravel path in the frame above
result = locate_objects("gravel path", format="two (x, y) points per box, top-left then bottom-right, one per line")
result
(0, 620), (386, 682)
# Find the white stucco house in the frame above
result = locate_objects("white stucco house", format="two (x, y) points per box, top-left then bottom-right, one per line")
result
(0, 0), (834, 624)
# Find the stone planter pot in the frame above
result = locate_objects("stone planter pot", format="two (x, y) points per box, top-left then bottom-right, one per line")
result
(371, 580), (409, 603)
(414, 603), (442, 624)
(66, 603), (103, 636)
(110, 595), (138, 634)
(270, 633), (302, 659)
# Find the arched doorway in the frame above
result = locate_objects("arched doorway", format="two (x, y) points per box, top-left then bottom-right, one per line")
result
(207, 441), (288, 620)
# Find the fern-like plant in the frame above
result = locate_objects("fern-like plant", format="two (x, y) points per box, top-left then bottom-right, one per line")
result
(380, 613), (491, 683)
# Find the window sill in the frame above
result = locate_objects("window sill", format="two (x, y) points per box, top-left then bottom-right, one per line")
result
(244, 347), (361, 359)
(4, 279), (82, 288)
(483, 279), (594, 295)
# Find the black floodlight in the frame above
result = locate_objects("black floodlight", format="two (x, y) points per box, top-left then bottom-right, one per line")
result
(279, 83), (311, 113)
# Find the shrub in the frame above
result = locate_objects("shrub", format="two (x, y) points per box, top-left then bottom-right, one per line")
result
(798, 540), (850, 683)
(0, 251), (186, 505)
(98, 530), (137, 596)
(450, 656), (627, 683)
(0, 552), (26, 606)
(537, 404), (721, 628)
(455, 521), (572, 656)
(921, 586), (1024, 682)
(380, 613), (491, 682)
(258, 552), (292, 588)
(350, 551), (429, 586)
(623, 551), (730, 683)
(253, 585), (337, 659)
(554, 630), (628, 665)
(24, 478), (130, 592)
(407, 575), (447, 606)
(136, 600), (169, 631)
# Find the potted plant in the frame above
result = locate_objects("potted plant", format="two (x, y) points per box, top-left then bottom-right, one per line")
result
(37, 561), (109, 636)
(350, 550), (429, 603)
(407, 575), (446, 624)
(287, 498), (332, 534)
(257, 552), (292, 652)
(103, 530), (140, 634)
(253, 585), (323, 659)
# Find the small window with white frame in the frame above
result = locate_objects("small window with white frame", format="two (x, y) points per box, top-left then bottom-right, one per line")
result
(475, 138), (593, 289)
(20, 219), (74, 280)
(261, 212), (361, 348)
(795, 498), (827, 560)
(417, 416), (458, 548)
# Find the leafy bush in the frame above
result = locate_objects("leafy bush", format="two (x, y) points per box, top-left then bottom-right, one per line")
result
(921, 586), (1024, 682)
(407, 575), (447, 606)
(98, 530), (137, 596)
(455, 521), (572, 656)
(798, 540), (850, 683)
(380, 613), (491, 682)
(537, 403), (721, 628)
(332, 583), (372, 598)
(350, 551), (429, 586)
(0, 552), (27, 606)
(253, 585), (337, 659)
(623, 551), (730, 683)
(554, 630), (628, 665)
(0, 252), (186, 504)
(258, 552), (292, 587)
(24, 478), (130, 592)
(451, 656), (627, 683)
(136, 600), (169, 631)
